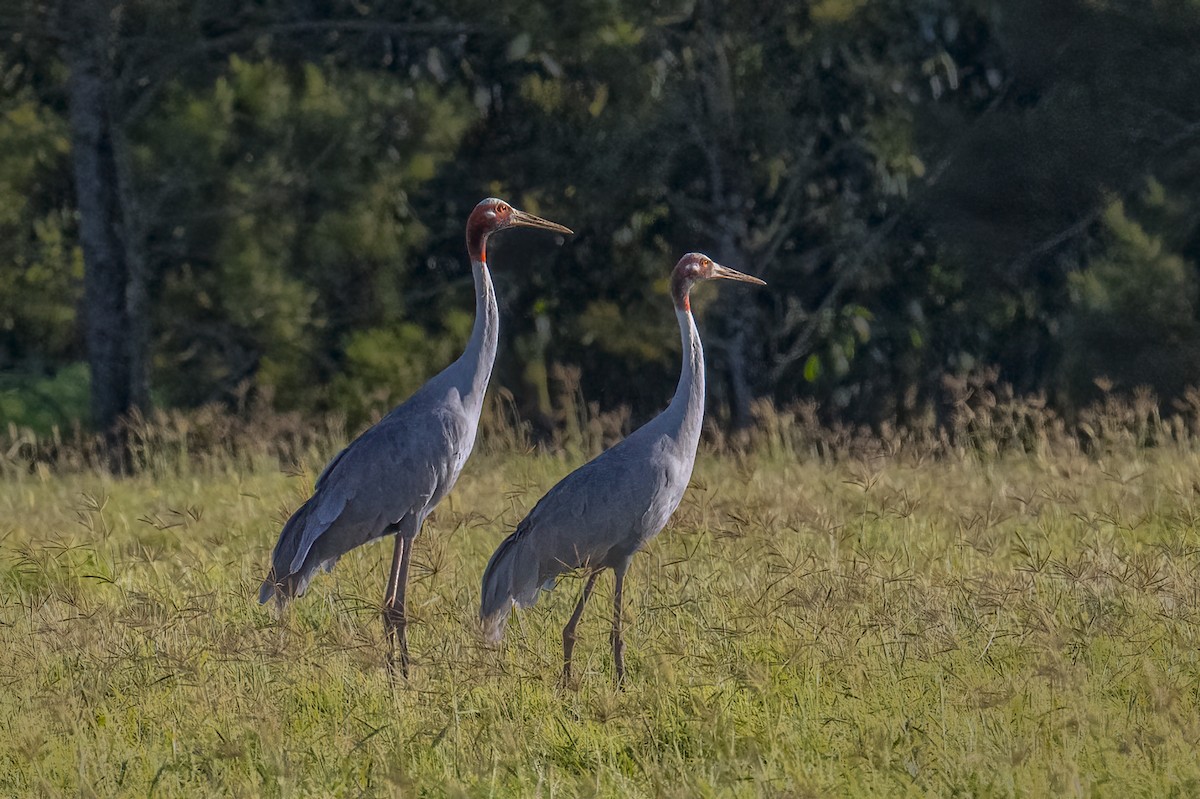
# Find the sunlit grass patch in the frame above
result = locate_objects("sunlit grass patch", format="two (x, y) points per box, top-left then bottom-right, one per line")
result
(2, 444), (1200, 796)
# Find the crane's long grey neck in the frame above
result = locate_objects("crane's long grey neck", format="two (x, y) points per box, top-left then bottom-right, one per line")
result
(663, 307), (705, 450)
(455, 258), (500, 413)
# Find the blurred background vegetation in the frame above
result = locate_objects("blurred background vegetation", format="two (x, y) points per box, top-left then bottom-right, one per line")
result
(1, 0), (1198, 448)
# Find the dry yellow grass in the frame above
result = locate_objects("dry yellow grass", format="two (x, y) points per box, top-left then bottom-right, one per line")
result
(2, 434), (1200, 796)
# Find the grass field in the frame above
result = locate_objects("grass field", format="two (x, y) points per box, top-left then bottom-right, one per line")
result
(3, 433), (1200, 796)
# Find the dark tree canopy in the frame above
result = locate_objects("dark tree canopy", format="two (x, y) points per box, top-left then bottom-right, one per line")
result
(1, 0), (1199, 439)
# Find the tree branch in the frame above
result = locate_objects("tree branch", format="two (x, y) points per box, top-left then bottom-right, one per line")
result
(119, 18), (472, 128)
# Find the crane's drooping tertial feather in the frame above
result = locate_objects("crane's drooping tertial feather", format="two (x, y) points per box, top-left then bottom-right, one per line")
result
(260, 386), (480, 603)
(479, 253), (764, 681)
(258, 197), (570, 673)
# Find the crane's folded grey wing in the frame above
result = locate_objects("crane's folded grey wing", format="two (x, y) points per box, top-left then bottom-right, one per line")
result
(314, 445), (350, 490)
(283, 421), (401, 576)
(284, 411), (460, 576)
(286, 484), (353, 575)
(514, 443), (668, 576)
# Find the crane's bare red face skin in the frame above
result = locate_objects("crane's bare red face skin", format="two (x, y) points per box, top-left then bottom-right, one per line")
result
(466, 199), (512, 263)
(466, 197), (572, 263)
(670, 252), (766, 311)
(669, 254), (707, 312)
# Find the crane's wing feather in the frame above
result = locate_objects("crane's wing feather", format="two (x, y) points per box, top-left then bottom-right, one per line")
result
(520, 432), (685, 579)
(530, 463), (650, 564)
(480, 429), (688, 640)
(314, 445), (349, 490)
(264, 393), (474, 602)
(289, 407), (466, 570)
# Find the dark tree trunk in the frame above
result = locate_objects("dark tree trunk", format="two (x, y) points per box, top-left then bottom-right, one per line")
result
(692, 0), (759, 434)
(713, 231), (756, 433)
(723, 306), (756, 431)
(62, 1), (146, 465)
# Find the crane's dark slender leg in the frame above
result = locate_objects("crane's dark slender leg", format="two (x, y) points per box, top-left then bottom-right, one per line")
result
(562, 571), (599, 685)
(383, 532), (404, 611)
(382, 532), (405, 667)
(611, 564), (628, 686)
(382, 517), (417, 676)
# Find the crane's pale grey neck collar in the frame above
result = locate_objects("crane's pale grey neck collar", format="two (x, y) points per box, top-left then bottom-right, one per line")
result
(454, 258), (500, 411)
(662, 307), (705, 447)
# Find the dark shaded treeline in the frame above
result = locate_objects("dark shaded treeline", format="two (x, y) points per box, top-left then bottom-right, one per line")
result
(1, 0), (1198, 446)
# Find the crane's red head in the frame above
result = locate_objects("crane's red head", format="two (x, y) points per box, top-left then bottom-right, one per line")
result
(466, 197), (573, 263)
(669, 252), (766, 312)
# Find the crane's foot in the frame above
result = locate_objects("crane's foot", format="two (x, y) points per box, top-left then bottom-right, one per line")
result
(611, 634), (626, 689)
(561, 629), (579, 689)
(385, 636), (410, 678)
(386, 645), (409, 678)
(382, 606), (410, 678)
(560, 661), (578, 690)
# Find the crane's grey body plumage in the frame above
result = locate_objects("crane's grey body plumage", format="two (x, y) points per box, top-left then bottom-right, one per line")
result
(257, 198), (570, 676)
(479, 253), (762, 683)
(480, 308), (704, 640)
(260, 258), (498, 605)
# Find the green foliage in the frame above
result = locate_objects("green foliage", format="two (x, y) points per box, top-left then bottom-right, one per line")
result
(1073, 201), (1196, 322)
(0, 362), (90, 434)
(3, 0), (1200, 430)
(576, 300), (672, 365)
(0, 87), (79, 368)
(137, 56), (476, 411)
(1062, 193), (1200, 404)
(329, 310), (473, 428)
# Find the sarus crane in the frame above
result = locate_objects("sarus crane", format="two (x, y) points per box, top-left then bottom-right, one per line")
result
(259, 197), (571, 675)
(479, 252), (765, 683)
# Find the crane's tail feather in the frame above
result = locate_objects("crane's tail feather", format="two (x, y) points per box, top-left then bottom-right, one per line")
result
(258, 576), (279, 605)
(256, 569), (313, 607)
(258, 499), (320, 606)
(479, 535), (518, 644)
(257, 571), (323, 606)
(479, 531), (545, 644)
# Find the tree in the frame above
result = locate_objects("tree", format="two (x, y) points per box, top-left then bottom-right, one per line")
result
(1061, 193), (1200, 406)
(4, 0), (1200, 446)
(5, 0), (473, 455)
(434, 0), (997, 427)
(917, 0), (1200, 403)
(60, 0), (147, 453)
(138, 56), (475, 423)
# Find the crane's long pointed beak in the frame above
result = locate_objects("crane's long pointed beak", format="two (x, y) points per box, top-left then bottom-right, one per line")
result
(510, 209), (573, 236)
(712, 263), (767, 286)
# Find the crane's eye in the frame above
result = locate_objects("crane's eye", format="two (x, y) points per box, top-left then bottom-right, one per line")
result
(497, 204), (509, 215)
(702, 259), (712, 269)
